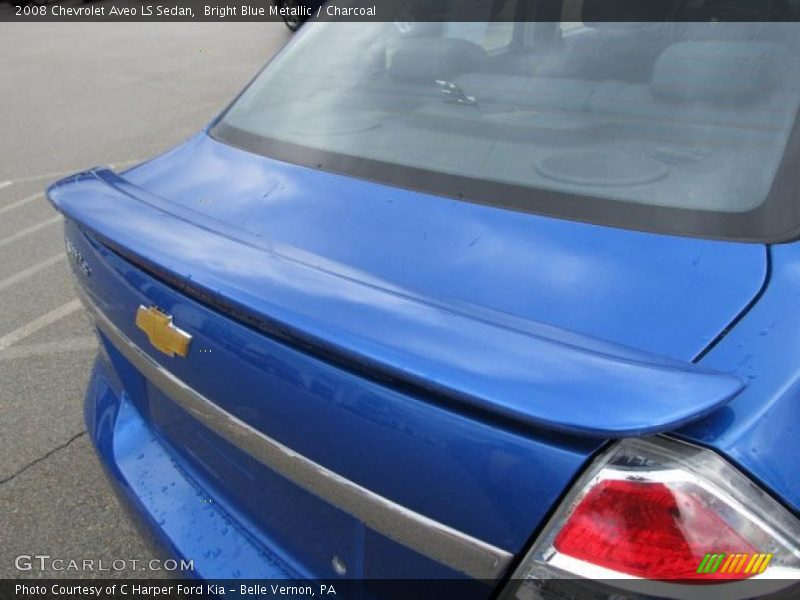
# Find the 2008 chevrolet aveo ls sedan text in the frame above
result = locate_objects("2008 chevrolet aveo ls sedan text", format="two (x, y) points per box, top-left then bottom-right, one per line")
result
(47, 1), (800, 598)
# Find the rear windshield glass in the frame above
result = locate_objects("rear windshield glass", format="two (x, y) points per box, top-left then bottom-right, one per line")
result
(213, 6), (800, 241)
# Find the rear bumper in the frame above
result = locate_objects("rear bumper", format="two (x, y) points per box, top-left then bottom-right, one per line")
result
(84, 349), (300, 580)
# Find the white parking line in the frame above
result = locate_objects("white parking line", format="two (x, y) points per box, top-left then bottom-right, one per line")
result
(110, 159), (143, 170)
(0, 299), (83, 350)
(0, 335), (97, 362)
(0, 215), (63, 250)
(0, 181), (11, 190)
(2, 158), (143, 187)
(0, 254), (66, 293)
(1, 168), (77, 186)
(0, 192), (43, 215)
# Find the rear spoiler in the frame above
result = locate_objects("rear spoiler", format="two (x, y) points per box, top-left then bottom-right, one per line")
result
(49, 168), (745, 438)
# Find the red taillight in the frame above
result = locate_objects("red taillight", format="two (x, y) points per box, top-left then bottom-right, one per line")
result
(504, 438), (800, 600)
(553, 479), (757, 580)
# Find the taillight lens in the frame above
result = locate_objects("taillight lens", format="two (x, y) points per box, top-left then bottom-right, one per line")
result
(503, 437), (800, 600)
(553, 479), (758, 580)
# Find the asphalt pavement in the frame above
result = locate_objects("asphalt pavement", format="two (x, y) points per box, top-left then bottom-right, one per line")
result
(0, 20), (291, 578)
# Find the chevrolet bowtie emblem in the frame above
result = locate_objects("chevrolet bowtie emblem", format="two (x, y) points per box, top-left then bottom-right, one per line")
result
(135, 305), (192, 358)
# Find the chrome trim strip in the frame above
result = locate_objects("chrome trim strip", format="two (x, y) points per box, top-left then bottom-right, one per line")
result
(80, 292), (514, 580)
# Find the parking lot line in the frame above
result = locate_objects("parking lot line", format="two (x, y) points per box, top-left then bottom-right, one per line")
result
(0, 254), (66, 293)
(0, 215), (63, 249)
(2, 158), (144, 188)
(0, 181), (10, 190)
(3, 167), (85, 186)
(0, 335), (97, 362)
(0, 299), (83, 350)
(0, 192), (43, 215)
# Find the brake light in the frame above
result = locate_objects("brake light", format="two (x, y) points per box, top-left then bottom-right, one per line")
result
(502, 437), (800, 600)
(553, 479), (757, 580)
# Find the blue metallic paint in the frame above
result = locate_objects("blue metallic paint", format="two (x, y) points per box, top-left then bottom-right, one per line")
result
(85, 346), (302, 579)
(680, 243), (800, 515)
(50, 166), (747, 438)
(122, 133), (767, 363)
(64, 218), (598, 574)
(47, 129), (798, 585)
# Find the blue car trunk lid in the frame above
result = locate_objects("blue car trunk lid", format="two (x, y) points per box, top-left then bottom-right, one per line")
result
(47, 133), (765, 578)
(130, 133), (767, 363)
(51, 163), (754, 437)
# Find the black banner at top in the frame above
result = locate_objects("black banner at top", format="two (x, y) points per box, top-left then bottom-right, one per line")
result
(4, 0), (800, 23)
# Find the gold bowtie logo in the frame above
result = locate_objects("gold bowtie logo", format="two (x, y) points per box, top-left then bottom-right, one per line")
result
(135, 305), (192, 358)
